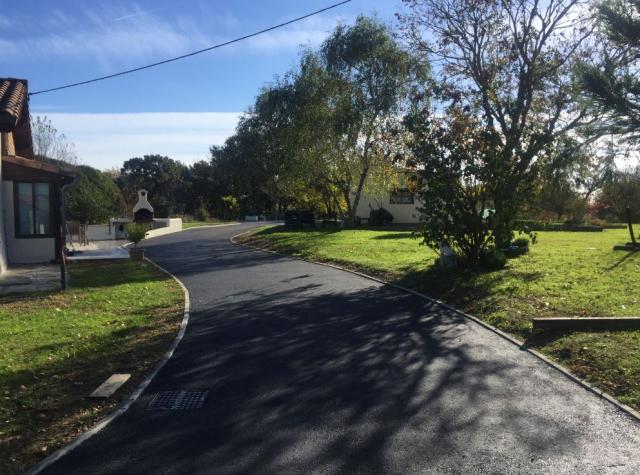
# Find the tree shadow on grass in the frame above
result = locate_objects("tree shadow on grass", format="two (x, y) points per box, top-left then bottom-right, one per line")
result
(371, 232), (414, 240)
(43, 284), (596, 474)
(0, 309), (181, 475)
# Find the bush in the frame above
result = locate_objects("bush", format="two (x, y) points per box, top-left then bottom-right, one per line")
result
(127, 223), (149, 247)
(512, 237), (530, 248)
(194, 206), (209, 222)
(220, 195), (239, 220)
(479, 249), (507, 269)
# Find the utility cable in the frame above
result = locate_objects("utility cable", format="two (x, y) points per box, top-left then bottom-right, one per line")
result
(29, 0), (352, 96)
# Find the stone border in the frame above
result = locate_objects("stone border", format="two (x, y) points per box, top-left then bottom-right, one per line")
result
(26, 258), (191, 475)
(231, 228), (640, 424)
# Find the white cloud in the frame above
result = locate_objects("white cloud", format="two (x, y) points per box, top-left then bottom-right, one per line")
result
(37, 112), (242, 170)
(0, 4), (346, 66)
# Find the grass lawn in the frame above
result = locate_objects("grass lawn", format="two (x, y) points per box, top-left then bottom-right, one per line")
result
(182, 220), (237, 229)
(0, 260), (183, 475)
(242, 226), (640, 412)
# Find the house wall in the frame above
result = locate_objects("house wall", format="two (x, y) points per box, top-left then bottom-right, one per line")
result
(355, 193), (422, 224)
(2, 180), (56, 264)
(0, 136), (7, 274)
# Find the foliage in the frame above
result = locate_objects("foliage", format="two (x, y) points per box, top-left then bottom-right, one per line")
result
(220, 195), (240, 220)
(512, 237), (530, 248)
(127, 223), (148, 247)
(399, 0), (596, 248)
(595, 165), (640, 221)
(406, 109), (508, 262)
(579, 0), (640, 142)
(194, 206), (209, 222)
(65, 165), (126, 224)
(118, 155), (187, 217)
(186, 17), (426, 223)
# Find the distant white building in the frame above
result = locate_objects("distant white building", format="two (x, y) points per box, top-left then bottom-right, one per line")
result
(355, 188), (422, 225)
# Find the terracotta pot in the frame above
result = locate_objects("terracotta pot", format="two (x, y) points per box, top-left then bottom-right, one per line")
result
(129, 247), (145, 261)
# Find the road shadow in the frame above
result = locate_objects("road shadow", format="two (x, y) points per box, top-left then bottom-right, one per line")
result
(46, 283), (586, 474)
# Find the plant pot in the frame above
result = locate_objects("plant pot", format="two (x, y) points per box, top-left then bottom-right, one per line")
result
(129, 247), (145, 261)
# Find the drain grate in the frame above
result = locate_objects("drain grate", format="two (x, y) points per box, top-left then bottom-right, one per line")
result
(147, 390), (209, 410)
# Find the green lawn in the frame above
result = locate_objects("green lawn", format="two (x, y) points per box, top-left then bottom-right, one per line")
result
(182, 220), (237, 229)
(243, 226), (640, 411)
(0, 261), (183, 475)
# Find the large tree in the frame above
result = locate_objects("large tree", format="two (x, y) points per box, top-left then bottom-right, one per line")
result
(66, 166), (126, 224)
(580, 0), (640, 141)
(400, 0), (596, 249)
(118, 155), (187, 217)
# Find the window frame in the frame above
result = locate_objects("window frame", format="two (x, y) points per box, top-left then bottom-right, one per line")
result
(389, 189), (415, 205)
(14, 181), (55, 239)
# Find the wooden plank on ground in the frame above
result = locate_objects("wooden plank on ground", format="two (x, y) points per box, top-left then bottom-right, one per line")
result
(533, 317), (640, 331)
(89, 373), (131, 398)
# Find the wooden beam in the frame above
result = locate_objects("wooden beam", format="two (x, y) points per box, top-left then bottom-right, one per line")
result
(533, 317), (640, 331)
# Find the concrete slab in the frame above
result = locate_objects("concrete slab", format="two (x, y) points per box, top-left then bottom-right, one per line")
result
(67, 240), (129, 261)
(90, 374), (131, 398)
(0, 265), (61, 295)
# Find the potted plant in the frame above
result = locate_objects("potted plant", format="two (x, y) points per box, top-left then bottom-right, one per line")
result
(127, 223), (149, 261)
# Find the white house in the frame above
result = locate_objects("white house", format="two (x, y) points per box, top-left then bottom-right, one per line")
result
(0, 78), (75, 275)
(355, 188), (422, 225)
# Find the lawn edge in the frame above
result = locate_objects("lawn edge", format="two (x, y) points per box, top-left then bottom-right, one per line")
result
(25, 258), (191, 475)
(231, 228), (640, 424)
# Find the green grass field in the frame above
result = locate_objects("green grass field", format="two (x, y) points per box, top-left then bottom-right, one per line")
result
(0, 261), (183, 474)
(243, 226), (640, 411)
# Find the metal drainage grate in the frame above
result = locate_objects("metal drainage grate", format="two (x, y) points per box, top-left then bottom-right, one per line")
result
(147, 390), (209, 410)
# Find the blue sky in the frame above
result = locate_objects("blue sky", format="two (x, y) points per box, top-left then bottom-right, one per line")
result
(0, 0), (401, 169)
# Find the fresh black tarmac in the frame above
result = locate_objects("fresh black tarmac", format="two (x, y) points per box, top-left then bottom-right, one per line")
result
(43, 223), (640, 474)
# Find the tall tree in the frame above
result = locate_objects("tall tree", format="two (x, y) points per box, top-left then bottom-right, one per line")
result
(118, 155), (187, 217)
(579, 0), (640, 141)
(400, 0), (595, 248)
(316, 16), (427, 224)
(66, 166), (126, 224)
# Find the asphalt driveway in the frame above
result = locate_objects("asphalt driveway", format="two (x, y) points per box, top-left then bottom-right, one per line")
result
(43, 223), (640, 474)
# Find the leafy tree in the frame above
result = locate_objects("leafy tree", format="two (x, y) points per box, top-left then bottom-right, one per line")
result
(579, 0), (640, 141)
(66, 166), (126, 224)
(309, 16), (427, 224)
(118, 155), (187, 217)
(408, 108), (504, 261)
(595, 166), (640, 221)
(399, 0), (595, 249)
(536, 137), (614, 221)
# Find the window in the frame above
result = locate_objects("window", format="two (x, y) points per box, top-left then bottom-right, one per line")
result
(16, 182), (51, 237)
(390, 189), (414, 205)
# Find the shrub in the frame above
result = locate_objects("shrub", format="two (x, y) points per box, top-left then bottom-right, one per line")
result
(512, 237), (530, 248)
(194, 206), (209, 222)
(127, 223), (149, 247)
(220, 195), (239, 220)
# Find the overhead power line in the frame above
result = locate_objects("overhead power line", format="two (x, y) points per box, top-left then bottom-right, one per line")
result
(29, 0), (352, 96)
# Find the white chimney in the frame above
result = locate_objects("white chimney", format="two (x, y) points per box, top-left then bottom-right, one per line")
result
(133, 189), (154, 214)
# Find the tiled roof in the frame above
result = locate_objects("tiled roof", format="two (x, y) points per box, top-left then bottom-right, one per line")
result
(0, 78), (28, 131)
(0, 77), (34, 158)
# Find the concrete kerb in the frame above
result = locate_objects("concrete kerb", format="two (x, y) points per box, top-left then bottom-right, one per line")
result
(26, 258), (191, 475)
(230, 228), (640, 424)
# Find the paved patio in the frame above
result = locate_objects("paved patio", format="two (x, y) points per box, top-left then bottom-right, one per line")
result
(66, 240), (129, 261)
(0, 265), (61, 295)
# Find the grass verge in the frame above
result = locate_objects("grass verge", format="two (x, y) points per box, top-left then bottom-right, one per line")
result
(241, 225), (640, 412)
(0, 260), (184, 474)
